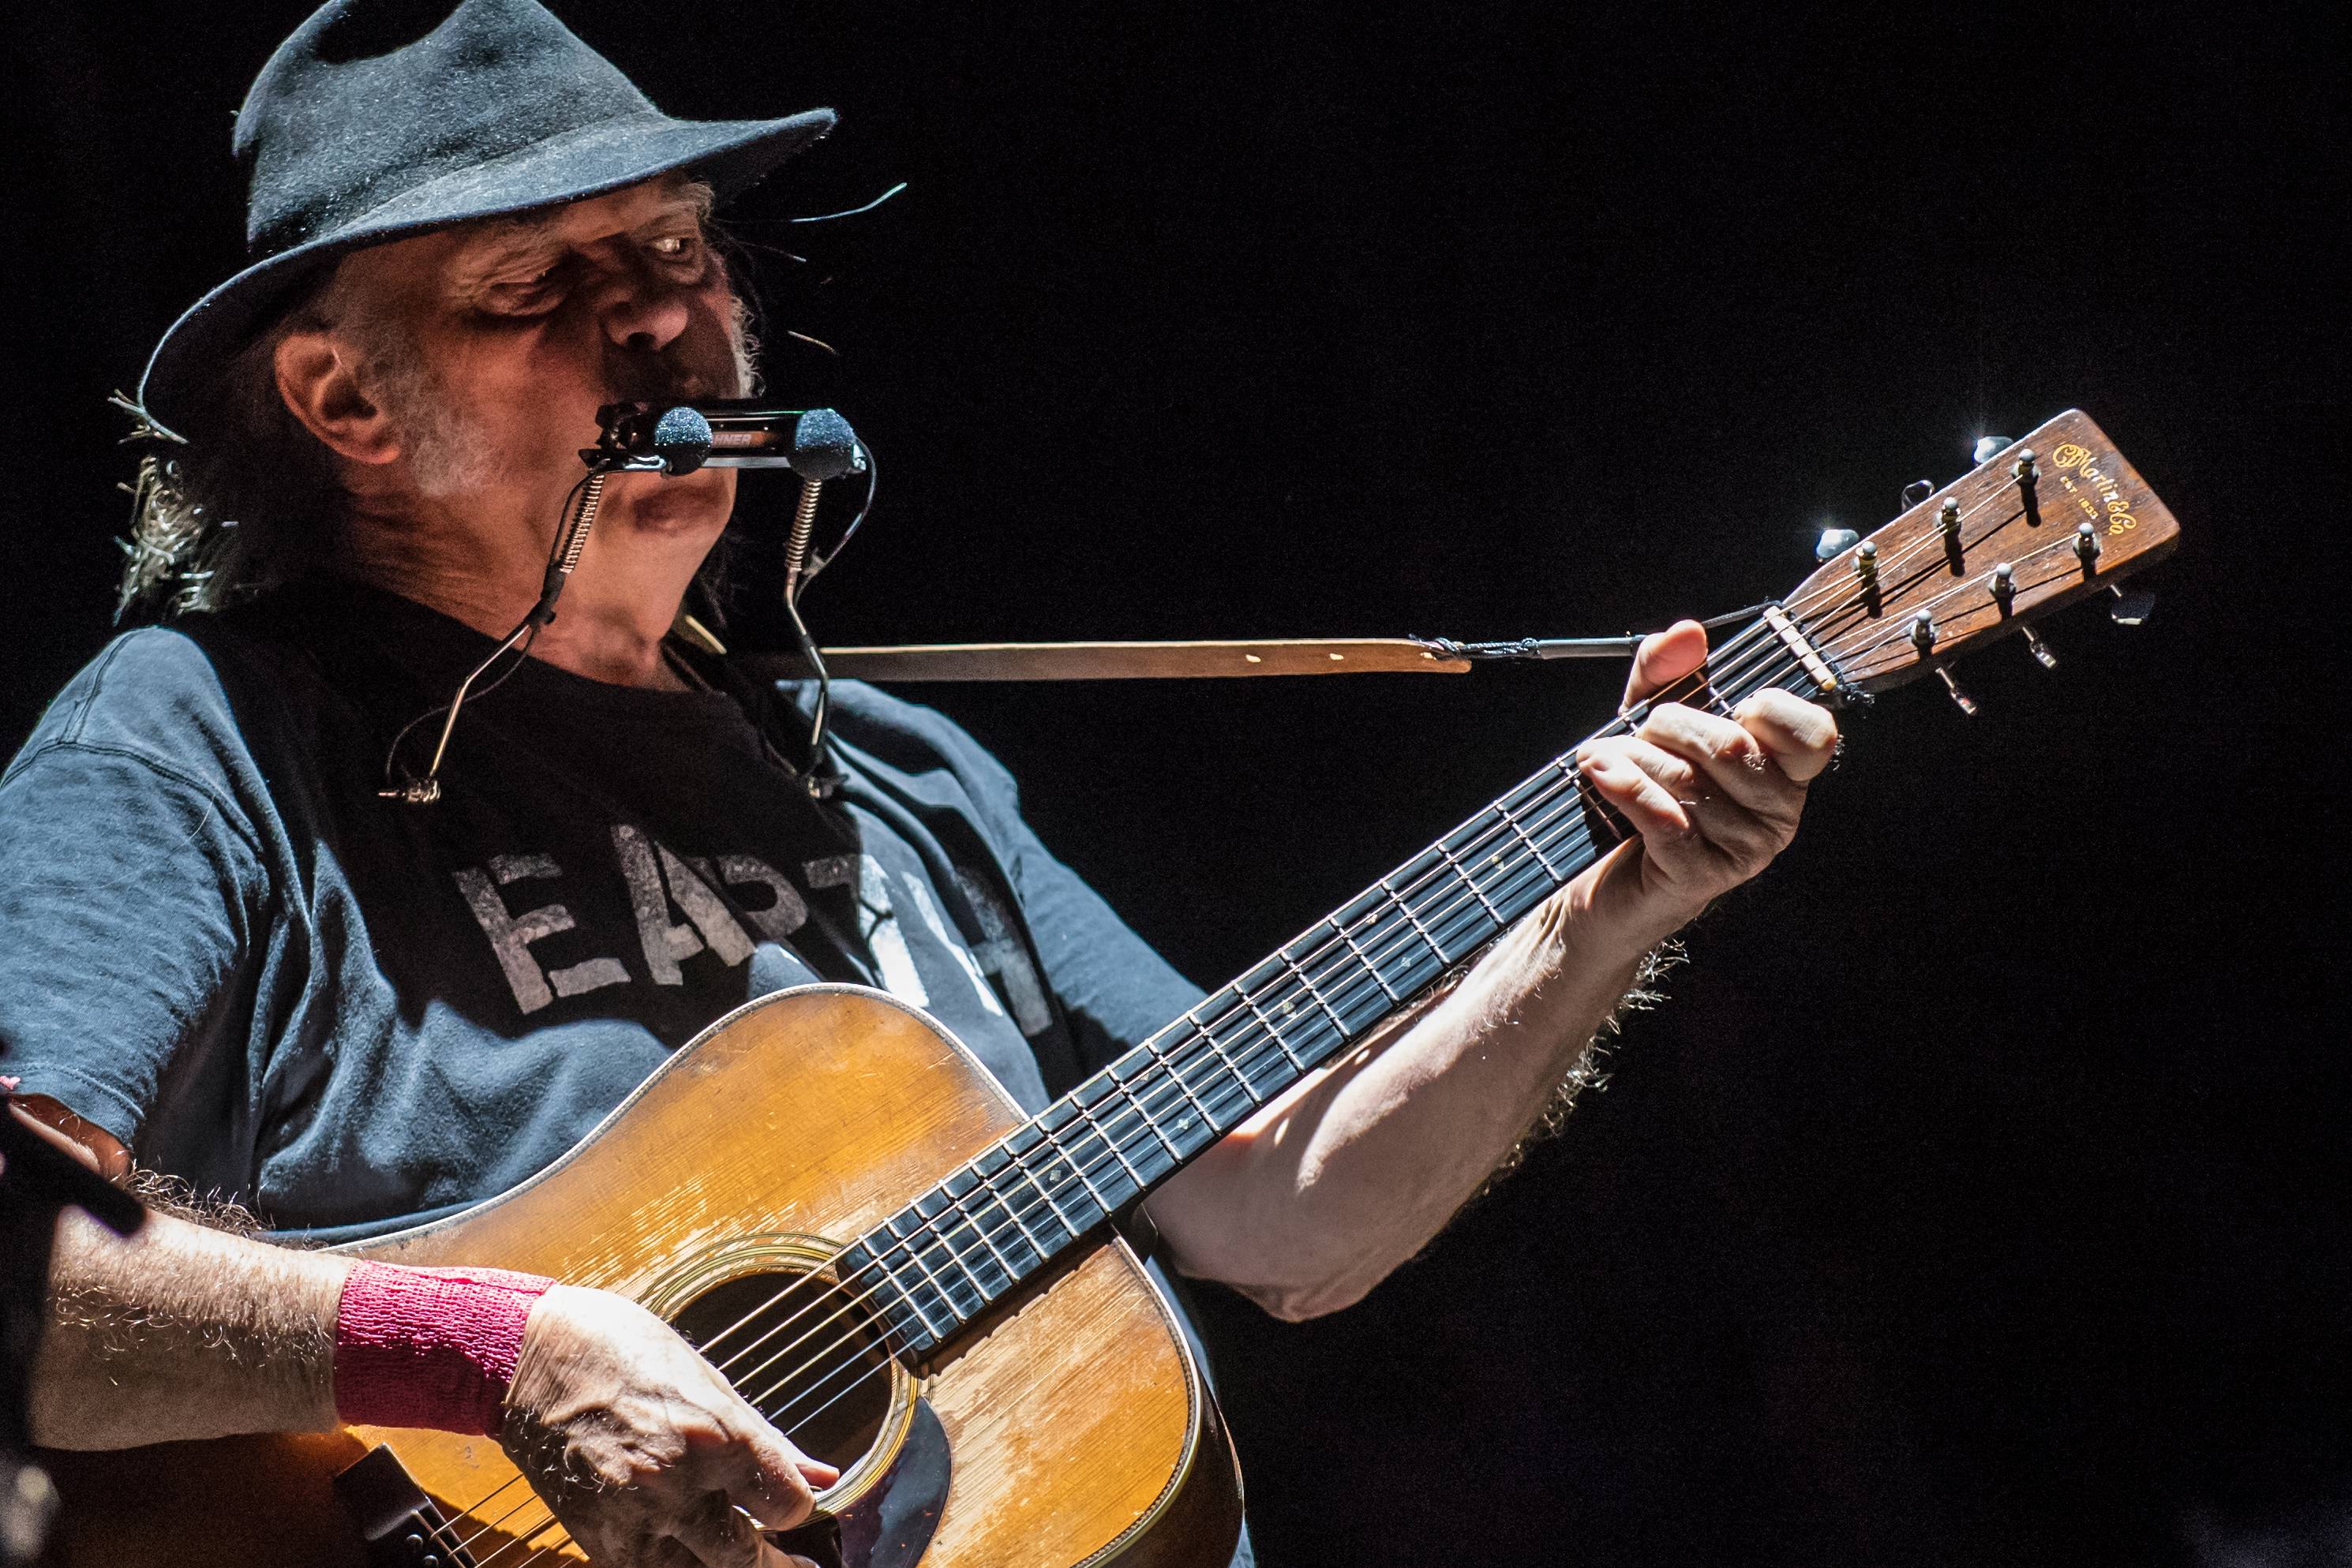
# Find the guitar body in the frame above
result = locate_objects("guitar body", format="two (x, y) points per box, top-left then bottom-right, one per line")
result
(42, 986), (1243, 1568)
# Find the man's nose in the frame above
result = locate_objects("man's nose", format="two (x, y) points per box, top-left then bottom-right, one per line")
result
(594, 258), (693, 355)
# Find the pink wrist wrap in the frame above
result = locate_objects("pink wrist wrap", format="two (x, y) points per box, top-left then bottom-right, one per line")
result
(332, 1261), (555, 1436)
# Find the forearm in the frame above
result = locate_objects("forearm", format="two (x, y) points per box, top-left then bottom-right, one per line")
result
(28, 1206), (348, 1449)
(1149, 885), (1661, 1319)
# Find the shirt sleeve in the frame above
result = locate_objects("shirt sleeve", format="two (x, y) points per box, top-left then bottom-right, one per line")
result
(0, 633), (270, 1149)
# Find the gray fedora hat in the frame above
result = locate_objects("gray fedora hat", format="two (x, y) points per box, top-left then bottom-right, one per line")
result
(137, 0), (834, 439)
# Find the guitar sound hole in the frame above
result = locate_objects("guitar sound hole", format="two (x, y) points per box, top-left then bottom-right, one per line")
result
(671, 1269), (897, 1472)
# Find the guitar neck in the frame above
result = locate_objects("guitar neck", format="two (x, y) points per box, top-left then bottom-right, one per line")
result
(842, 614), (1837, 1361)
(842, 406), (2182, 1364)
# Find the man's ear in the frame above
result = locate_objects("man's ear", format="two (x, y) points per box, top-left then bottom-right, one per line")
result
(274, 328), (402, 466)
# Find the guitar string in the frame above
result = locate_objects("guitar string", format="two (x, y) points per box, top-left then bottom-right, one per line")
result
(460, 582), (1931, 1564)
(481, 488), (2102, 1556)
(655, 455), (2064, 1397)
(683, 625), (1755, 1367)
(463, 455), (2099, 1562)
(1780, 469), (2069, 643)
(728, 653), (1835, 1443)
(470, 734), (1665, 1568)
(451, 642), (1796, 1562)
(469, 638), (1834, 1565)
(447, 718), (1656, 1566)
(655, 620), (1795, 1380)
(439, 455), (2077, 1557)
(465, 498), (2058, 1557)
(710, 529), (2045, 1443)
(496, 570), (2028, 1568)
(455, 622), (1832, 1562)
(1812, 534), (2103, 679)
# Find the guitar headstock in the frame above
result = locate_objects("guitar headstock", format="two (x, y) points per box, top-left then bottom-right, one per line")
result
(1779, 410), (2179, 702)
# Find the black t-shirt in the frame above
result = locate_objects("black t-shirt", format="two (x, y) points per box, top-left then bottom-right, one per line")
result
(0, 578), (1204, 1241)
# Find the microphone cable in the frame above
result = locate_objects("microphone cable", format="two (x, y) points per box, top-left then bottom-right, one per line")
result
(377, 466), (611, 804)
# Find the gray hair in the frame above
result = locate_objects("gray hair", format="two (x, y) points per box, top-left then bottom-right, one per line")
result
(115, 275), (346, 621)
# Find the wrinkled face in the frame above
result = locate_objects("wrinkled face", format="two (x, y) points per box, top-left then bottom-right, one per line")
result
(329, 174), (748, 539)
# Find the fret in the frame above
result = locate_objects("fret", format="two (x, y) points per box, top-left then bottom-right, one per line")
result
(1011, 1154), (1083, 1240)
(1110, 1067), (1188, 1164)
(1073, 1092), (1151, 1190)
(1332, 915), (1403, 1002)
(1152, 1031), (1222, 1138)
(979, 1140), (1079, 1247)
(1493, 792), (1563, 881)
(1275, 949), (1350, 1035)
(1379, 874), (1451, 967)
(933, 1184), (1024, 1289)
(1433, 840), (1506, 924)
(983, 1168), (1058, 1263)
(1035, 1115), (1117, 1215)
(894, 1205), (988, 1318)
(872, 1289), (932, 1353)
(887, 1211), (981, 1323)
(1180, 1007), (1262, 1116)
(859, 1234), (949, 1342)
(1192, 1018), (1266, 1114)
(851, 638), (1834, 1360)
(1238, 987), (1307, 1071)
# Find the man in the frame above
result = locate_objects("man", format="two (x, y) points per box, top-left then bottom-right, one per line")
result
(0, 2), (1836, 1565)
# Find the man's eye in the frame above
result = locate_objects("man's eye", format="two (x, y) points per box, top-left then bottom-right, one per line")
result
(486, 270), (562, 311)
(649, 234), (703, 262)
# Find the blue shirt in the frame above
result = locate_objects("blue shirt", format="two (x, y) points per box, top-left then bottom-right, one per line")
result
(0, 575), (1202, 1234)
(1, 576), (1256, 1565)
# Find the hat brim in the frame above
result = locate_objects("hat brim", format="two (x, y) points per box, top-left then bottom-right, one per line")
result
(137, 107), (834, 440)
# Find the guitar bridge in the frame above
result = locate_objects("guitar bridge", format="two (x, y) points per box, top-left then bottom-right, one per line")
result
(334, 1445), (480, 1567)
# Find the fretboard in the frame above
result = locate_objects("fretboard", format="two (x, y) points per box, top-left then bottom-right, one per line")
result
(840, 611), (1833, 1361)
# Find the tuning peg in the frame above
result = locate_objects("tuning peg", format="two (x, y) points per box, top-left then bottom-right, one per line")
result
(1816, 526), (1860, 561)
(2075, 520), (2103, 573)
(1974, 436), (2013, 464)
(2108, 586), (2155, 625)
(2021, 625), (2058, 668)
(1903, 479), (1934, 510)
(1854, 540), (1878, 586)
(2013, 448), (2043, 528)
(1990, 561), (2017, 616)
(1909, 612), (1977, 713)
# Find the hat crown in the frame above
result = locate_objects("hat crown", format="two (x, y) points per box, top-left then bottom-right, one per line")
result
(234, 0), (660, 257)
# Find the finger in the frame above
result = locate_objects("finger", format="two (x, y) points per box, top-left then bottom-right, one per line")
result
(1734, 690), (1840, 783)
(1634, 704), (1799, 817)
(710, 1422), (830, 1531)
(666, 1493), (763, 1568)
(1579, 748), (1693, 840)
(1624, 619), (1709, 707)
(1583, 735), (1702, 803)
(1594, 737), (1785, 864)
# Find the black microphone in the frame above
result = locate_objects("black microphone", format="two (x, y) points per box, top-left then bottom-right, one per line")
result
(588, 400), (868, 478)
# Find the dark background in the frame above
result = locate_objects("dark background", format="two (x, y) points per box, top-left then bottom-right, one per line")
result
(7, 2), (2346, 1562)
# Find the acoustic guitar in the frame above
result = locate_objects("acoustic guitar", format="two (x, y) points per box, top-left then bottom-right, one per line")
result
(41, 409), (2178, 1566)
